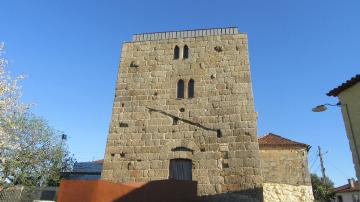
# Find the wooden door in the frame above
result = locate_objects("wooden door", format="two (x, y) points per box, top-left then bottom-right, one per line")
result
(169, 159), (192, 181)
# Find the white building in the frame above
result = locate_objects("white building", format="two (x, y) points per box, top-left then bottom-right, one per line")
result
(333, 179), (359, 202)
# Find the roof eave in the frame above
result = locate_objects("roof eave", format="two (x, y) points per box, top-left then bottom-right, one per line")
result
(327, 74), (360, 97)
(259, 144), (310, 150)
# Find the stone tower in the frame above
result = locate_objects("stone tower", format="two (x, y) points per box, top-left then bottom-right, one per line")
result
(102, 27), (262, 199)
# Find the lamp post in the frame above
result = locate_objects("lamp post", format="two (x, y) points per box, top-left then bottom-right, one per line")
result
(61, 134), (67, 141)
(312, 102), (360, 175)
(312, 102), (341, 112)
(60, 134), (67, 172)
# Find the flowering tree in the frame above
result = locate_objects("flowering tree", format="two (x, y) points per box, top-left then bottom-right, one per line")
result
(1, 114), (74, 189)
(0, 43), (74, 193)
(0, 43), (23, 109)
(0, 42), (28, 144)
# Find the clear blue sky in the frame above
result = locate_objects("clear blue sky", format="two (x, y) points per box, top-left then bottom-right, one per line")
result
(1, 0), (359, 186)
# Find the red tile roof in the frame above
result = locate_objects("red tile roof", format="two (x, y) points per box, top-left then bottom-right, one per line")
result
(333, 181), (359, 193)
(258, 133), (309, 149)
(93, 159), (104, 164)
(327, 74), (360, 97)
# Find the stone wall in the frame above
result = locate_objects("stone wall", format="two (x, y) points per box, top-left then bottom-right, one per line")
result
(102, 27), (262, 199)
(263, 183), (314, 202)
(260, 146), (313, 202)
(259, 147), (311, 186)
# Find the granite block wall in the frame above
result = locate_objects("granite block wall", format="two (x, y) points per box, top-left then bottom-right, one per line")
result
(102, 28), (262, 199)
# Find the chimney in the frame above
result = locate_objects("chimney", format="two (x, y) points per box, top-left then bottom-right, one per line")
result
(348, 178), (355, 188)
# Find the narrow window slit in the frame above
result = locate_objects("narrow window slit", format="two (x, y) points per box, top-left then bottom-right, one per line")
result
(174, 46), (180, 59)
(217, 129), (222, 138)
(183, 45), (189, 59)
(177, 79), (184, 99)
(119, 122), (128, 127)
(222, 163), (229, 168)
(173, 117), (179, 125)
(188, 79), (194, 98)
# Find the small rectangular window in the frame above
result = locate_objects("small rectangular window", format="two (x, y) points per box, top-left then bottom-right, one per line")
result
(337, 195), (343, 202)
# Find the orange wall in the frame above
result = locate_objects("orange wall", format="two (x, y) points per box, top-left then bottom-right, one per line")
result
(58, 180), (197, 202)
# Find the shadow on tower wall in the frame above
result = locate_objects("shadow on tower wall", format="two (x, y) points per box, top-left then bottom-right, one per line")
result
(57, 179), (262, 202)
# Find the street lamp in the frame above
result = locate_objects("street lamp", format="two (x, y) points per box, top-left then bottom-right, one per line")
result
(60, 134), (67, 172)
(312, 102), (360, 176)
(61, 134), (67, 141)
(312, 102), (341, 112)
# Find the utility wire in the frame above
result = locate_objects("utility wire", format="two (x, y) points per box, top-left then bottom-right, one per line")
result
(310, 155), (318, 170)
(326, 159), (350, 179)
(313, 164), (321, 174)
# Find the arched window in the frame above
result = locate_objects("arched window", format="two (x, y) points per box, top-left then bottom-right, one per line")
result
(183, 45), (189, 59)
(177, 79), (184, 99)
(174, 46), (180, 60)
(188, 79), (194, 98)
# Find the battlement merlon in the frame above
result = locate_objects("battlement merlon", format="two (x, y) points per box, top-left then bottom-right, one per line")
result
(132, 27), (240, 42)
